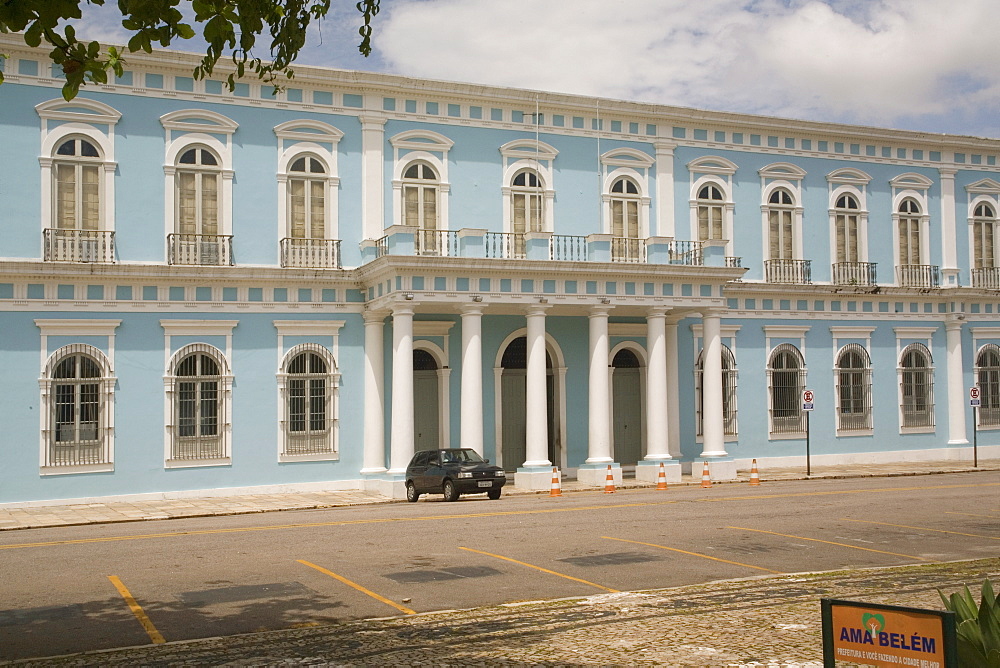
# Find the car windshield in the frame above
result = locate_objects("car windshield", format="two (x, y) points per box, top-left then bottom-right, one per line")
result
(441, 449), (485, 464)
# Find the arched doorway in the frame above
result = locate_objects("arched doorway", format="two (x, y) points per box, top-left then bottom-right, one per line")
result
(611, 348), (643, 467)
(498, 337), (558, 471)
(413, 349), (439, 451)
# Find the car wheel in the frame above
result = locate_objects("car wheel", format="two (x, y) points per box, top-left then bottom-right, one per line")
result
(406, 481), (420, 503)
(443, 479), (460, 502)
(487, 489), (501, 500)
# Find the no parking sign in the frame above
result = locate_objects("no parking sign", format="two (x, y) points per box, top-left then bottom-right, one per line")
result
(970, 386), (981, 407)
(802, 389), (815, 411)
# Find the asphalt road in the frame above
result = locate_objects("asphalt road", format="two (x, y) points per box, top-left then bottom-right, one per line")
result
(1, 471), (998, 662)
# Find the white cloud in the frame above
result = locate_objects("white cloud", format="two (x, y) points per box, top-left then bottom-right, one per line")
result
(376, 0), (1000, 135)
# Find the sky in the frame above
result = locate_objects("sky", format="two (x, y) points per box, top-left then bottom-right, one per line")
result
(70, 0), (1000, 139)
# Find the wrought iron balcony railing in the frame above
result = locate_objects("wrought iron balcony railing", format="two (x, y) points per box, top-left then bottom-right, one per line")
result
(280, 238), (342, 269)
(765, 259), (812, 284)
(896, 264), (939, 288)
(43, 228), (115, 263)
(832, 261), (878, 286)
(167, 233), (233, 266)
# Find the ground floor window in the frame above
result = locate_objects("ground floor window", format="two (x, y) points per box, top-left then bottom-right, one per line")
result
(280, 344), (338, 457)
(167, 344), (232, 462)
(41, 345), (114, 468)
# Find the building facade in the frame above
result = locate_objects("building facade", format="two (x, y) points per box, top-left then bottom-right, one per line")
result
(1, 36), (998, 505)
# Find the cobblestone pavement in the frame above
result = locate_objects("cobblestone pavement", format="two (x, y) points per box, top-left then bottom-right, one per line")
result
(1, 459), (997, 531)
(15, 558), (999, 667)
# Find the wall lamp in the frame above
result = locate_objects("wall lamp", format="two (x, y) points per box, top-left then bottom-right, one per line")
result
(538, 297), (549, 304)
(472, 295), (483, 302)
(600, 298), (612, 305)
(403, 292), (414, 301)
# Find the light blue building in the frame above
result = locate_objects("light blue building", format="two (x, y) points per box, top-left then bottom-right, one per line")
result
(1, 36), (998, 506)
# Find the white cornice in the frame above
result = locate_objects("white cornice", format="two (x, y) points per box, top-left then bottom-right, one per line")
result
(160, 320), (238, 336)
(35, 319), (121, 336)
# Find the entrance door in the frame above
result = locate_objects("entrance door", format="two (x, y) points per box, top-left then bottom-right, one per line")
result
(413, 350), (439, 451)
(612, 349), (642, 467)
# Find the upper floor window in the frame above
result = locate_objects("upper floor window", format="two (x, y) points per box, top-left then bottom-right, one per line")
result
(177, 147), (220, 237)
(54, 138), (102, 231)
(976, 344), (1000, 428)
(288, 156), (328, 240)
(899, 343), (934, 429)
(767, 188), (796, 260)
(610, 177), (640, 239)
(972, 202), (998, 269)
(697, 183), (725, 241)
(897, 197), (923, 265)
(768, 343), (805, 435)
(834, 193), (861, 263)
(403, 162), (439, 230)
(512, 169), (545, 235)
(835, 344), (872, 432)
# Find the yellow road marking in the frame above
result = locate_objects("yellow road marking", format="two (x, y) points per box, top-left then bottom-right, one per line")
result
(727, 526), (927, 561)
(297, 559), (416, 615)
(107, 575), (165, 644)
(459, 547), (619, 593)
(2, 481), (996, 551)
(841, 518), (1000, 540)
(601, 536), (784, 574)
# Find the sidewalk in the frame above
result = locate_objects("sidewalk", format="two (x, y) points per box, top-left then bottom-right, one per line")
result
(1, 458), (997, 532)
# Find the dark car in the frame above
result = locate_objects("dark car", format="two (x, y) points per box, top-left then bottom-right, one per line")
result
(405, 448), (506, 502)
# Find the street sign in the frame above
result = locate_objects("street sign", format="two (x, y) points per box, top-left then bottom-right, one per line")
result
(970, 386), (981, 407)
(802, 389), (815, 411)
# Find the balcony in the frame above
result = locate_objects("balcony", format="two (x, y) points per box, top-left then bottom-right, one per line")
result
(485, 232), (526, 259)
(280, 238), (342, 269)
(765, 259), (812, 284)
(43, 228), (115, 263)
(168, 233), (233, 266)
(611, 237), (645, 263)
(971, 267), (1000, 289)
(896, 264), (939, 288)
(832, 262), (877, 286)
(415, 229), (459, 257)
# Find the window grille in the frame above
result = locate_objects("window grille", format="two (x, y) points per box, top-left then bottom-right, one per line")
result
(41, 344), (115, 468)
(696, 345), (738, 436)
(167, 344), (231, 461)
(899, 343), (934, 428)
(281, 344), (337, 457)
(836, 343), (872, 431)
(976, 344), (1000, 427)
(768, 343), (805, 434)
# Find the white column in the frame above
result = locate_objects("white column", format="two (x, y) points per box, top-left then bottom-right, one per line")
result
(523, 305), (551, 467)
(361, 311), (386, 474)
(587, 307), (613, 464)
(460, 305), (484, 455)
(644, 309), (670, 459)
(946, 316), (968, 445)
(360, 114), (386, 240)
(939, 167), (959, 287)
(665, 316), (682, 458)
(654, 140), (676, 238)
(389, 306), (414, 473)
(700, 309), (728, 457)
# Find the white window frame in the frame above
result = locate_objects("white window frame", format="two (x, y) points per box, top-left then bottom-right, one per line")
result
(278, 343), (340, 461)
(827, 169), (871, 268)
(834, 343), (873, 435)
(894, 330), (936, 433)
(691, 323), (741, 442)
(689, 155), (737, 253)
(967, 191), (1000, 271)
(975, 342), (1000, 429)
(275, 120), (343, 244)
(501, 139), (558, 234)
(36, 98), (120, 238)
(390, 130), (452, 232)
(890, 173), (933, 276)
(760, 163), (806, 263)
(601, 148), (653, 239)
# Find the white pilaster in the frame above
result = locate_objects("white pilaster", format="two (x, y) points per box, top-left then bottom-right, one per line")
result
(587, 307), (613, 464)
(361, 311), (386, 475)
(644, 309), (669, 460)
(360, 114), (386, 240)
(946, 316), (968, 444)
(700, 310), (728, 458)
(389, 306), (414, 473)
(460, 305), (484, 455)
(939, 167), (959, 286)
(523, 306), (551, 468)
(665, 316), (682, 458)
(655, 140), (677, 238)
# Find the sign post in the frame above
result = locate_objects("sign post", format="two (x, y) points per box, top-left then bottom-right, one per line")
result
(802, 389), (814, 476)
(970, 386), (981, 468)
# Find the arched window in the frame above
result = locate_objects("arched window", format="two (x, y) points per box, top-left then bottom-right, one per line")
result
(288, 155), (327, 240)
(836, 344), (872, 431)
(167, 345), (231, 462)
(768, 344), (805, 434)
(767, 188), (795, 260)
(696, 345), (738, 437)
(280, 346), (337, 457)
(54, 138), (101, 231)
(41, 346), (114, 468)
(610, 177), (641, 261)
(403, 162), (439, 230)
(972, 202), (998, 269)
(897, 197), (922, 266)
(976, 344), (1000, 427)
(697, 183), (725, 241)
(900, 343), (934, 428)
(512, 169), (544, 236)
(172, 147), (229, 265)
(834, 193), (860, 264)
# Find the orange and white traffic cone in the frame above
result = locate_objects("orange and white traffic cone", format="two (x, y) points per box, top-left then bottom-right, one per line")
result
(549, 466), (562, 497)
(700, 461), (712, 488)
(656, 462), (668, 491)
(604, 464), (616, 494)
(749, 459), (761, 487)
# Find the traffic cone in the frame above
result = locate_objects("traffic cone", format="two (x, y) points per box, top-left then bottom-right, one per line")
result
(656, 462), (668, 490)
(603, 464), (616, 494)
(549, 466), (562, 497)
(749, 459), (761, 487)
(700, 461), (712, 488)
